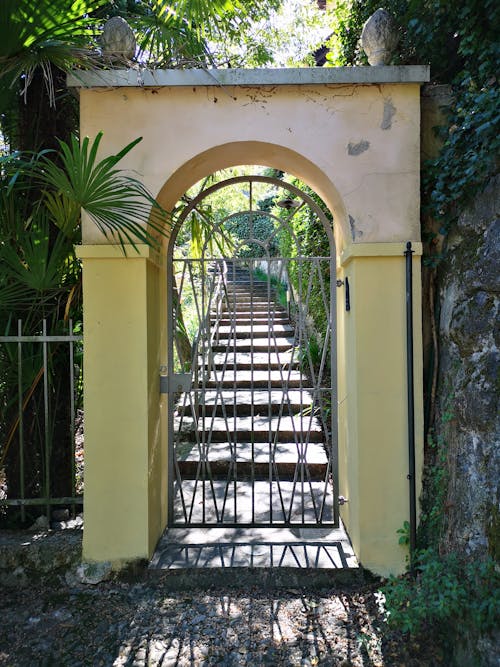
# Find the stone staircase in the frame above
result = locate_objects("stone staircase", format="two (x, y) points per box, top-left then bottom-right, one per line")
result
(173, 262), (333, 525)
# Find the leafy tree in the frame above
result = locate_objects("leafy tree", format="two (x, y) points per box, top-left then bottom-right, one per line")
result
(0, 0), (285, 522)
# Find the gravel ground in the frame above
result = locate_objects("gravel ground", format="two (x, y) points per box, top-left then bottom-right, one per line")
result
(0, 576), (444, 666)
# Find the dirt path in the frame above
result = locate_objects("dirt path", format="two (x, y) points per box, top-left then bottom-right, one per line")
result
(0, 576), (443, 666)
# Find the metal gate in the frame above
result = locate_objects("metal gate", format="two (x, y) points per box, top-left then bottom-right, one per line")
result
(167, 177), (338, 528)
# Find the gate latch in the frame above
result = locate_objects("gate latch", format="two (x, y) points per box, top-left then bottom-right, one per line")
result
(336, 277), (351, 312)
(159, 370), (192, 394)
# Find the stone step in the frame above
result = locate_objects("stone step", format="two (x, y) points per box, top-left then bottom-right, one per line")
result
(221, 302), (282, 311)
(223, 296), (274, 303)
(204, 369), (306, 388)
(212, 315), (289, 326)
(177, 458), (328, 481)
(177, 414), (323, 443)
(213, 337), (294, 353)
(224, 285), (273, 292)
(183, 389), (315, 416)
(178, 439), (328, 464)
(171, 480), (335, 524)
(222, 300), (279, 308)
(218, 311), (286, 320)
(215, 324), (294, 339)
(224, 280), (268, 286)
(149, 526), (358, 577)
(206, 351), (298, 370)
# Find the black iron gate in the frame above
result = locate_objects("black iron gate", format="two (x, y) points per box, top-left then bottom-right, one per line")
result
(167, 177), (338, 528)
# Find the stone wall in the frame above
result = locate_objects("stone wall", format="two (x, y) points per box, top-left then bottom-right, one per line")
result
(434, 175), (499, 561)
(431, 176), (499, 665)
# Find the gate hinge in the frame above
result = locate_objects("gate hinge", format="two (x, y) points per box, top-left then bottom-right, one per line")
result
(159, 372), (192, 394)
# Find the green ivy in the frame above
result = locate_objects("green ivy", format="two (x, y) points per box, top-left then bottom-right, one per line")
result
(325, 0), (499, 263)
(383, 549), (500, 640)
(224, 212), (279, 258)
(277, 180), (332, 336)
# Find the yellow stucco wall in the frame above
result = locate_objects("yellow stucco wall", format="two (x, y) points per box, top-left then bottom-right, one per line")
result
(79, 81), (422, 252)
(73, 70), (426, 575)
(76, 245), (166, 563)
(337, 243), (423, 575)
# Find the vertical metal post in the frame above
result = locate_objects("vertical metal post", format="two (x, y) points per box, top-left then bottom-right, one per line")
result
(329, 256), (339, 526)
(17, 320), (25, 522)
(69, 319), (76, 518)
(405, 241), (417, 573)
(167, 254), (174, 525)
(42, 319), (50, 522)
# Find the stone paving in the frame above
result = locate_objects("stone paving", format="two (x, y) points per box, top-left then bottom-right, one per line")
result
(0, 575), (441, 666)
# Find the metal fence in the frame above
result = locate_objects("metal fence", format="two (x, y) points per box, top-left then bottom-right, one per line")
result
(0, 319), (83, 523)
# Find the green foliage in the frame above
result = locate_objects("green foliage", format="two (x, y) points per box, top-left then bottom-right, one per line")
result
(140, 0), (282, 67)
(0, 0), (106, 111)
(324, 0), (499, 263)
(382, 397), (499, 649)
(277, 180), (332, 339)
(0, 133), (170, 518)
(3, 133), (169, 251)
(396, 521), (410, 547)
(225, 213), (279, 258)
(252, 267), (288, 310)
(36, 132), (169, 249)
(424, 77), (499, 250)
(383, 549), (500, 639)
(418, 431), (449, 548)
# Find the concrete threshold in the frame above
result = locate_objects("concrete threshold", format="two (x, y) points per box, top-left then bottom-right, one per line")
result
(148, 524), (361, 589)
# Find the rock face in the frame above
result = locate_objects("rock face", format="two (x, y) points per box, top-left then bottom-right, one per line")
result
(435, 175), (499, 560)
(431, 176), (499, 665)
(360, 9), (399, 65)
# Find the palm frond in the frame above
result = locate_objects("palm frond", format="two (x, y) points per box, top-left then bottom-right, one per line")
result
(130, 4), (210, 66)
(1, 212), (74, 292)
(35, 132), (170, 251)
(0, 0), (106, 106)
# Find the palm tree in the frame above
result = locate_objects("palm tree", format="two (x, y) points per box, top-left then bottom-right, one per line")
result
(0, 0), (284, 522)
(0, 133), (169, 511)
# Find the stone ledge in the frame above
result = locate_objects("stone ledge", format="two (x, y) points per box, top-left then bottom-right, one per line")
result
(340, 241), (423, 266)
(75, 243), (163, 267)
(0, 529), (82, 586)
(68, 65), (430, 89)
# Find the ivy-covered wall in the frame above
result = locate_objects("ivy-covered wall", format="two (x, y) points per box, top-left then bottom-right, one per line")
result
(322, 2), (500, 660)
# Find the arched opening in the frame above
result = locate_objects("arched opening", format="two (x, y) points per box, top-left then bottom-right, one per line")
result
(165, 170), (339, 529)
(75, 69), (426, 575)
(155, 141), (349, 253)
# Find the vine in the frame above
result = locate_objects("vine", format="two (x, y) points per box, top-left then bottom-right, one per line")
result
(324, 0), (499, 260)
(321, 0), (500, 655)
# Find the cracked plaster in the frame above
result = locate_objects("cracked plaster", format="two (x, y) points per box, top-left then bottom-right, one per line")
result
(75, 70), (424, 249)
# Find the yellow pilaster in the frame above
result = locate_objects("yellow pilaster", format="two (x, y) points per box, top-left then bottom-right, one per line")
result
(337, 242), (423, 576)
(76, 245), (167, 564)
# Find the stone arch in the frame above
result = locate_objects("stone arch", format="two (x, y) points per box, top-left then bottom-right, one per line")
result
(73, 67), (428, 576)
(155, 141), (349, 252)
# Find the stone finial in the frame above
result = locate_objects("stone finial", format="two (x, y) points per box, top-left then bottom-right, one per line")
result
(361, 9), (398, 66)
(101, 16), (136, 61)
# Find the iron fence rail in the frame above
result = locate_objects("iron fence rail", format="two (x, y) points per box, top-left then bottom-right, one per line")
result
(0, 319), (83, 522)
